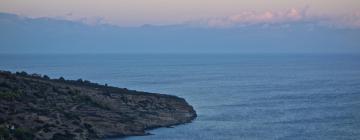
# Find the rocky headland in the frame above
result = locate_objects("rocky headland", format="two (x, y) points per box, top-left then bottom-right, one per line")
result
(0, 70), (196, 140)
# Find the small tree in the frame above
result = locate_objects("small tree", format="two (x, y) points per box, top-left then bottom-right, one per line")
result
(59, 77), (65, 81)
(0, 126), (10, 140)
(16, 71), (28, 76)
(43, 75), (50, 80)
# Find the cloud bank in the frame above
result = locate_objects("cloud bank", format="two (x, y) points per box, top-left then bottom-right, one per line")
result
(186, 8), (360, 29)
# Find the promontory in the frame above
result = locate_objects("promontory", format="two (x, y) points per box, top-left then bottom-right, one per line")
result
(0, 70), (196, 139)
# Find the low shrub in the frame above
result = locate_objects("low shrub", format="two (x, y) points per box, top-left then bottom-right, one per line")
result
(14, 128), (35, 140)
(0, 91), (22, 101)
(0, 126), (10, 139)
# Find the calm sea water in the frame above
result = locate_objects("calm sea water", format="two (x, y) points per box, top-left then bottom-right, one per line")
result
(1, 54), (360, 140)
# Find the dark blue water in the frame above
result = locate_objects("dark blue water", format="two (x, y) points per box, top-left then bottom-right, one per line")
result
(1, 54), (360, 140)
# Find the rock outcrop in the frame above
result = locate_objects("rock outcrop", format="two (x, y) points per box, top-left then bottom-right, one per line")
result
(0, 70), (196, 139)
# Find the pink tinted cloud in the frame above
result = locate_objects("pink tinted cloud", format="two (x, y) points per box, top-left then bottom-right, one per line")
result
(200, 8), (307, 28)
(332, 12), (360, 29)
(189, 7), (360, 29)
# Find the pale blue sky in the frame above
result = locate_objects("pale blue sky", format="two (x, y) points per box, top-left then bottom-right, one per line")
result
(0, 0), (359, 26)
(0, 1), (360, 54)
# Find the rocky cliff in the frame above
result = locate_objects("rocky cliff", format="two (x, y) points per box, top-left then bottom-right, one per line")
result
(0, 70), (196, 140)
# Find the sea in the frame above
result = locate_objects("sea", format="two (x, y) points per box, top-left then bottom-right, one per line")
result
(1, 53), (360, 140)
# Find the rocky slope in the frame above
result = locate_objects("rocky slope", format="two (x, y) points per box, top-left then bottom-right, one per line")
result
(0, 70), (196, 140)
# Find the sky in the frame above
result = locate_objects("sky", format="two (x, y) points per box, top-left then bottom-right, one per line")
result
(0, 1), (359, 53)
(0, 0), (360, 26)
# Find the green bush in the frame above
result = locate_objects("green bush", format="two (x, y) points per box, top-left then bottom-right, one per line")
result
(14, 128), (35, 140)
(52, 132), (75, 140)
(0, 127), (10, 139)
(0, 91), (22, 101)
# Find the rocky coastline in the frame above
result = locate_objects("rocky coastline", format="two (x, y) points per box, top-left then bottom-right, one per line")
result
(0, 70), (196, 139)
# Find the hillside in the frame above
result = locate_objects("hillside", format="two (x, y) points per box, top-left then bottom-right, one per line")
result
(0, 70), (196, 139)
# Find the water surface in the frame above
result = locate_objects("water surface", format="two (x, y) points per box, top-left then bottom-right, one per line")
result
(1, 54), (359, 140)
